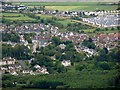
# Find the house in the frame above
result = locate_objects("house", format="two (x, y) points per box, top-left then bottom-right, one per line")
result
(59, 44), (66, 49)
(10, 71), (18, 76)
(16, 5), (26, 10)
(61, 60), (71, 67)
(0, 57), (16, 66)
(34, 65), (49, 74)
(22, 70), (34, 75)
(34, 64), (41, 69)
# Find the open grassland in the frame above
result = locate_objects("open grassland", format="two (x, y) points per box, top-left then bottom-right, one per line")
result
(57, 19), (75, 26)
(2, 13), (23, 17)
(4, 16), (35, 21)
(45, 5), (118, 11)
(3, 13), (36, 21)
(36, 14), (69, 20)
(45, 6), (88, 11)
(35, 14), (53, 19)
(81, 28), (119, 37)
(12, 2), (99, 6)
(12, 2), (118, 11)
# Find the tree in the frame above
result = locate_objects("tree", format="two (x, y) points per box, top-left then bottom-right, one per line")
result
(98, 61), (111, 70)
(52, 36), (61, 45)
(103, 47), (109, 54)
(74, 53), (84, 62)
(108, 48), (120, 62)
(82, 38), (96, 49)
(95, 49), (108, 61)
(95, 28), (101, 31)
(2, 32), (20, 42)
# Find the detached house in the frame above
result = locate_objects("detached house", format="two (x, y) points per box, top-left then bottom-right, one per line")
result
(61, 60), (71, 67)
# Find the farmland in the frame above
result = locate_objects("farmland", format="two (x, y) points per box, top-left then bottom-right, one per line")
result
(12, 2), (100, 6)
(2, 13), (36, 21)
(35, 14), (53, 19)
(45, 5), (118, 11)
(12, 2), (118, 11)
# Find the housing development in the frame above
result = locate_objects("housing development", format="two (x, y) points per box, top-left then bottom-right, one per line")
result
(0, 1), (120, 89)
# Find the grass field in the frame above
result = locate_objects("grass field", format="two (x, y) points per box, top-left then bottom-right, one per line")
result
(12, 2), (100, 6)
(35, 14), (74, 27)
(35, 14), (53, 19)
(57, 19), (75, 26)
(36, 14), (69, 20)
(45, 5), (118, 11)
(45, 6), (88, 11)
(4, 17), (35, 21)
(3, 13), (36, 21)
(2, 13), (23, 17)
(12, 2), (118, 11)
(81, 28), (119, 36)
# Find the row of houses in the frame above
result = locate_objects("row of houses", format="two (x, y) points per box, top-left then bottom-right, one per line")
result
(2, 3), (26, 11)
(39, 9), (119, 18)
(82, 14), (119, 27)
(0, 57), (49, 75)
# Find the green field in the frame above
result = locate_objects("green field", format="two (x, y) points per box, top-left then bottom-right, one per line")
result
(45, 5), (118, 11)
(3, 13), (36, 21)
(36, 14), (53, 19)
(12, 2), (118, 11)
(45, 6), (88, 11)
(4, 16), (35, 21)
(57, 19), (75, 26)
(2, 13), (23, 17)
(36, 14), (69, 20)
(12, 2), (100, 6)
